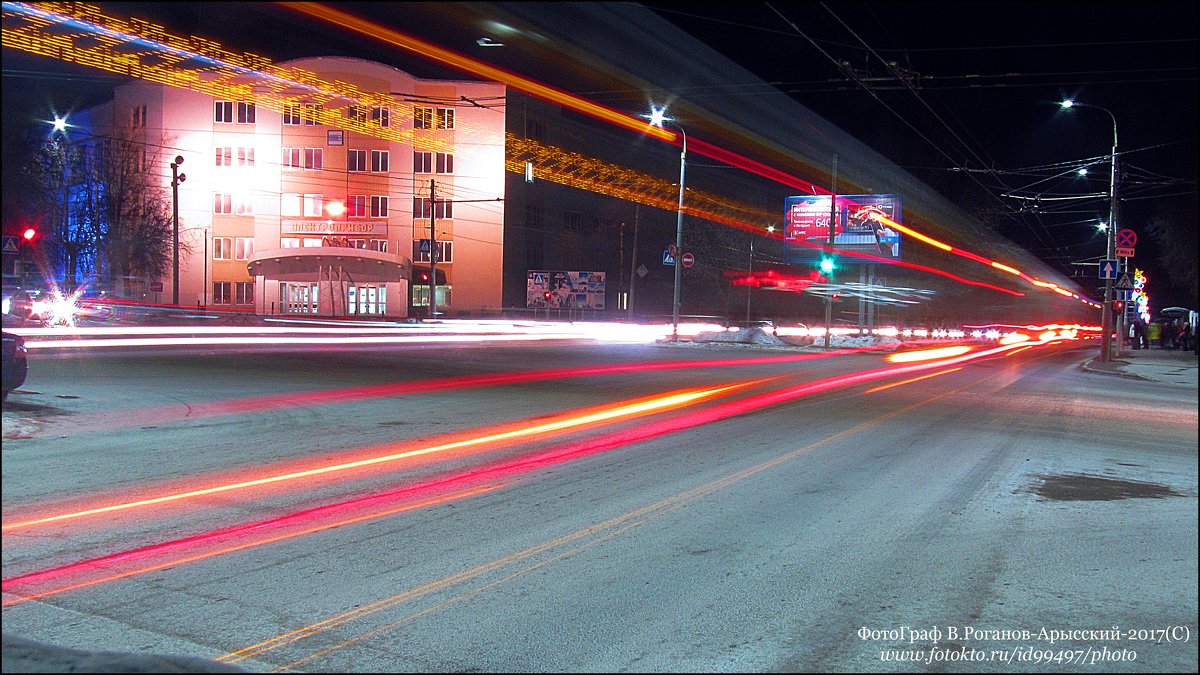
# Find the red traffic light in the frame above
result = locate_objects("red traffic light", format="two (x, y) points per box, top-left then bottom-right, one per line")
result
(543, 290), (553, 301)
(1113, 300), (1125, 310)
(22, 227), (37, 241)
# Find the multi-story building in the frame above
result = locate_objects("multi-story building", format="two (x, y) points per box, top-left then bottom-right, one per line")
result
(72, 57), (506, 318)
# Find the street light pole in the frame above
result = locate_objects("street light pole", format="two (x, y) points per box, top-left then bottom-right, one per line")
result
(170, 155), (185, 306)
(646, 107), (686, 341)
(1061, 100), (1118, 362)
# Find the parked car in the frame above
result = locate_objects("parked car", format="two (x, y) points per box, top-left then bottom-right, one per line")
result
(2, 331), (28, 401)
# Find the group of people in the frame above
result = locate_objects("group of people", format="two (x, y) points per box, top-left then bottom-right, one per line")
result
(1130, 317), (1193, 351)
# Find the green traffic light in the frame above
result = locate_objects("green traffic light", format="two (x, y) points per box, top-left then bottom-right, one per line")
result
(819, 257), (835, 274)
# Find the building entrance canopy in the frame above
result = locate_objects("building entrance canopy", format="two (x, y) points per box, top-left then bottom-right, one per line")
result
(247, 247), (411, 282)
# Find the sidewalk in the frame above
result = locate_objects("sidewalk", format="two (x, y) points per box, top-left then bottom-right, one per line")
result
(1082, 345), (1199, 387)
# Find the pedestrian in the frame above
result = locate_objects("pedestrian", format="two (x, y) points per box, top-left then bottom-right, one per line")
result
(1131, 318), (1146, 350)
(1146, 320), (1161, 348)
(1178, 319), (1192, 351)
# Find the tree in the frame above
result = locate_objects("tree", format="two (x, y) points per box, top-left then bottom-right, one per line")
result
(22, 130), (178, 296)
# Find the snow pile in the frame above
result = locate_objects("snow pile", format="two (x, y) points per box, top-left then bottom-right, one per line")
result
(810, 334), (903, 350)
(692, 326), (792, 346)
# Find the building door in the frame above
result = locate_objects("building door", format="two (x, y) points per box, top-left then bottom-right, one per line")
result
(281, 283), (319, 314)
(348, 285), (386, 315)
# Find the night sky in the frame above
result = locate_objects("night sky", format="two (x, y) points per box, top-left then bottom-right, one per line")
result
(3, 2), (1196, 310)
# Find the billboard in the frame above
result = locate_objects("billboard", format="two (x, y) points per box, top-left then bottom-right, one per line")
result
(527, 270), (606, 309)
(784, 194), (902, 263)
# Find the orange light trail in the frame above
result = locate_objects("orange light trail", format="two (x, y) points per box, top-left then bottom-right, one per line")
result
(2, 383), (751, 531)
(864, 368), (962, 393)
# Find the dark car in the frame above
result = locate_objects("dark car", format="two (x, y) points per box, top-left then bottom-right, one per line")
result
(2, 331), (28, 401)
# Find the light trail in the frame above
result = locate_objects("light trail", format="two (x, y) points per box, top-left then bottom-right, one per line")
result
(886, 345), (974, 363)
(864, 368), (962, 393)
(1, 338), (1072, 606)
(2, 383), (753, 531)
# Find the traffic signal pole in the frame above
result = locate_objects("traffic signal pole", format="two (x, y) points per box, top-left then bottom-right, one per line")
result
(824, 155), (837, 351)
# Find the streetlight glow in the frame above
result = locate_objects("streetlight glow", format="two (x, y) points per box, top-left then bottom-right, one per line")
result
(645, 106), (687, 341)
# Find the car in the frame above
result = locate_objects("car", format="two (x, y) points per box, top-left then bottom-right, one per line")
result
(3, 331), (28, 401)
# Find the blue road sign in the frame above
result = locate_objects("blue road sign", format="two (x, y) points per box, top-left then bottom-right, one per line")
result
(663, 250), (676, 265)
(1099, 259), (1119, 280)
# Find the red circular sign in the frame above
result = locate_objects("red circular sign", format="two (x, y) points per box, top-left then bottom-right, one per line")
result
(1116, 229), (1137, 247)
(682, 252), (695, 268)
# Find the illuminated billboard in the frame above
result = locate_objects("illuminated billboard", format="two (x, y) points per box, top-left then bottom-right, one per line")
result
(784, 194), (902, 264)
(527, 270), (606, 309)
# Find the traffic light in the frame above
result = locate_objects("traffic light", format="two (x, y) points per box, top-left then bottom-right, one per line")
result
(819, 256), (835, 275)
(1113, 299), (1125, 311)
(543, 290), (553, 301)
(21, 227), (37, 242)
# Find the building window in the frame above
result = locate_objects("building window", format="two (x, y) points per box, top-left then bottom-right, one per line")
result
(413, 239), (453, 264)
(282, 104), (301, 125)
(303, 194), (324, 217)
(302, 103), (321, 126)
(304, 148), (323, 170)
(370, 195), (389, 218)
(213, 237), (233, 260)
(235, 281), (254, 305)
(237, 101), (256, 124)
(235, 237), (254, 260)
(280, 237), (301, 249)
(213, 281), (231, 305)
(215, 101), (233, 124)
(413, 197), (453, 220)
(370, 239), (388, 252)
(436, 152), (454, 174)
(414, 106), (433, 129)
(282, 147), (302, 170)
(415, 106), (454, 129)
(346, 106), (367, 124)
(413, 151), (432, 174)
(131, 105), (147, 129)
(234, 195), (254, 216)
(281, 193), (301, 217)
(348, 149), (367, 172)
(302, 238), (323, 248)
(213, 193), (233, 215)
(347, 195), (367, 218)
(372, 106), (390, 128)
(371, 149), (389, 173)
(238, 147), (255, 167)
(412, 284), (451, 309)
(215, 147), (233, 167)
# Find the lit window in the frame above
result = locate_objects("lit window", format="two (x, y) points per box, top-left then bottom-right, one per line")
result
(281, 193), (302, 217)
(212, 237), (233, 260)
(282, 147), (301, 169)
(303, 194), (324, 217)
(235, 237), (255, 260)
(215, 147), (232, 167)
(238, 147), (255, 167)
(234, 195), (254, 216)
(280, 238), (301, 248)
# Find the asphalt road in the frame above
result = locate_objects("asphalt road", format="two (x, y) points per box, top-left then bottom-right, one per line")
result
(3, 340), (1197, 672)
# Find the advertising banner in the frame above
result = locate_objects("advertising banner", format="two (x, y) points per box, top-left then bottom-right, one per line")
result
(784, 194), (902, 264)
(527, 270), (606, 308)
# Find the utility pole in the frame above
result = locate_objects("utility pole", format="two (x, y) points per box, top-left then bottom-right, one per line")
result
(745, 237), (754, 326)
(170, 155), (185, 306)
(628, 204), (639, 320)
(429, 178), (437, 319)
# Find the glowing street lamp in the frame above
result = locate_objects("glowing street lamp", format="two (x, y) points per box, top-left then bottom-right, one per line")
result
(1060, 99), (1119, 362)
(646, 106), (687, 341)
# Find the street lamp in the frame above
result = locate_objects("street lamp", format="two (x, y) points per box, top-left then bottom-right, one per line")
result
(170, 155), (186, 306)
(646, 106), (686, 341)
(1060, 99), (1118, 362)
